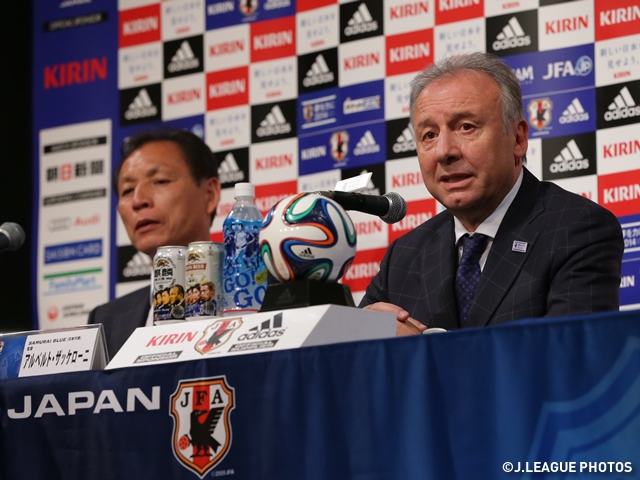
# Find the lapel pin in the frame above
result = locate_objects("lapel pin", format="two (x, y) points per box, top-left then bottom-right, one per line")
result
(512, 240), (528, 253)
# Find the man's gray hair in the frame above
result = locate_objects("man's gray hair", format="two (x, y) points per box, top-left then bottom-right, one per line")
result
(409, 52), (525, 133)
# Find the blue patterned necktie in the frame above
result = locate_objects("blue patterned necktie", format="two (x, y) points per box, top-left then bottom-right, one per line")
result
(455, 233), (489, 326)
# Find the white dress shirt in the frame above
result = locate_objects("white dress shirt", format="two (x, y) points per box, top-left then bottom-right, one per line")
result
(454, 169), (524, 270)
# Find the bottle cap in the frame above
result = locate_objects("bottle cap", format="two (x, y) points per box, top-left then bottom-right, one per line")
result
(234, 182), (255, 198)
(234, 182), (256, 198)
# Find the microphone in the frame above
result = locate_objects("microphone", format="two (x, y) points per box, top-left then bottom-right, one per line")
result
(0, 222), (25, 252)
(316, 191), (407, 224)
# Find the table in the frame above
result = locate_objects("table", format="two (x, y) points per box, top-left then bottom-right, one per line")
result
(2, 309), (640, 479)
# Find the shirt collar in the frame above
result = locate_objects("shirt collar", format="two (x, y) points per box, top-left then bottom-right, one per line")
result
(454, 168), (524, 244)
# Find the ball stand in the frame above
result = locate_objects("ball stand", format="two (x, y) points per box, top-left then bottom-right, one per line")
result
(260, 279), (356, 312)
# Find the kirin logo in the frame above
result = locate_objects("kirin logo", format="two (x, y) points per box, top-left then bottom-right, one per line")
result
(195, 318), (243, 354)
(170, 376), (235, 478)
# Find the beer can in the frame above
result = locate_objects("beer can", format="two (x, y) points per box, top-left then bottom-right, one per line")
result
(185, 241), (225, 319)
(152, 245), (186, 323)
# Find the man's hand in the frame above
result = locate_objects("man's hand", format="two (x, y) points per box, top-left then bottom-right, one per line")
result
(363, 302), (426, 336)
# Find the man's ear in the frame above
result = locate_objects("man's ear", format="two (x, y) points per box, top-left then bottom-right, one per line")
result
(204, 177), (221, 216)
(513, 119), (529, 163)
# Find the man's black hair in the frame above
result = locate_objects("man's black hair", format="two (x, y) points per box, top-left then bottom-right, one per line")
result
(114, 127), (219, 222)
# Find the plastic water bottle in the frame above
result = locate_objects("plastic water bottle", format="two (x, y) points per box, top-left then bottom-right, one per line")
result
(222, 183), (267, 315)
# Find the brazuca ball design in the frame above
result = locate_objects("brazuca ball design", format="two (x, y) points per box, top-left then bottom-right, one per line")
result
(260, 193), (357, 282)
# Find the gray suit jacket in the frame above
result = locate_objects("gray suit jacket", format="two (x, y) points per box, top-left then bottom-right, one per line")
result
(360, 168), (624, 329)
(88, 286), (150, 359)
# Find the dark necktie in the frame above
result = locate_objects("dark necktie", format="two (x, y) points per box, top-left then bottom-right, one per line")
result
(455, 233), (489, 326)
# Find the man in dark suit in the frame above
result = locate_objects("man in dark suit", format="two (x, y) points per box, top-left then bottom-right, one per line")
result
(360, 53), (623, 335)
(89, 129), (221, 357)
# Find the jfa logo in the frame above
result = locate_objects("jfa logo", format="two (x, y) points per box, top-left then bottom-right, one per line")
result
(170, 376), (235, 478)
(528, 98), (552, 130)
(240, 0), (258, 16)
(542, 55), (592, 80)
(195, 318), (243, 354)
(331, 131), (350, 161)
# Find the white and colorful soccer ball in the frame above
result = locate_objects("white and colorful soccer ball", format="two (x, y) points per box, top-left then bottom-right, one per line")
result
(260, 193), (357, 282)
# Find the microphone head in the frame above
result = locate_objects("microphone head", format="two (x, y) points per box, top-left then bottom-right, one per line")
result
(381, 192), (407, 224)
(0, 222), (25, 250)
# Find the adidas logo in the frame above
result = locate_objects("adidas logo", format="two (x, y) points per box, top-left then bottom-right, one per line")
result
(237, 313), (284, 340)
(275, 288), (295, 306)
(344, 3), (379, 36)
(550, 139), (589, 173)
(254, 313), (283, 331)
(256, 105), (291, 137)
(124, 88), (158, 120)
(167, 40), (200, 73)
(218, 153), (245, 184)
(559, 98), (589, 124)
(392, 124), (416, 153)
(303, 54), (334, 88)
(492, 17), (531, 51)
(298, 247), (314, 259)
(123, 251), (153, 278)
(353, 130), (380, 155)
(604, 86), (640, 122)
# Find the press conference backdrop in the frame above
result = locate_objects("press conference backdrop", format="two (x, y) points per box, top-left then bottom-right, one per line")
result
(33, 0), (640, 329)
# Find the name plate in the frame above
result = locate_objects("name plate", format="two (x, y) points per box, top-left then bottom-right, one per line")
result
(0, 324), (108, 379)
(107, 304), (395, 369)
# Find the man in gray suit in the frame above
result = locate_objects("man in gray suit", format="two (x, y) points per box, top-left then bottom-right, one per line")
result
(360, 53), (623, 335)
(89, 128), (221, 357)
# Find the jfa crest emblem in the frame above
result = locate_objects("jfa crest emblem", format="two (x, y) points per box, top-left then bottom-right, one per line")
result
(239, 0), (258, 16)
(330, 131), (349, 161)
(528, 98), (553, 130)
(195, 318), (243, 354)
(170, 376), (235, 478)
(303, 104), (313, 121)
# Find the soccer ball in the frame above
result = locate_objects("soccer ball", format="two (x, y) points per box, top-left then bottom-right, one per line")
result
(260, 193), (357, 282)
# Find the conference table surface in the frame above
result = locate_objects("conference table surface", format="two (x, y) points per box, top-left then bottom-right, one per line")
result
(1, 308), (640, 480)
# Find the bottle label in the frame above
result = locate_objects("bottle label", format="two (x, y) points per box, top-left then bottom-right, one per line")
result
(223, 218), (267, 313)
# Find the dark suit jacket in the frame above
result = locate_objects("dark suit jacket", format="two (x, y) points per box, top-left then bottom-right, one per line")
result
(360, 168), (624, 329)
(88, 286), (150, 359)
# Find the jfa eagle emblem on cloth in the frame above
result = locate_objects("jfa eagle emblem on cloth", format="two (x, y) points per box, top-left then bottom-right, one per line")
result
(330, 131), (349, 161)
(195, 318), (243, 354)
(170, 376), (235, 478)
(528, 98), (553, 130)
